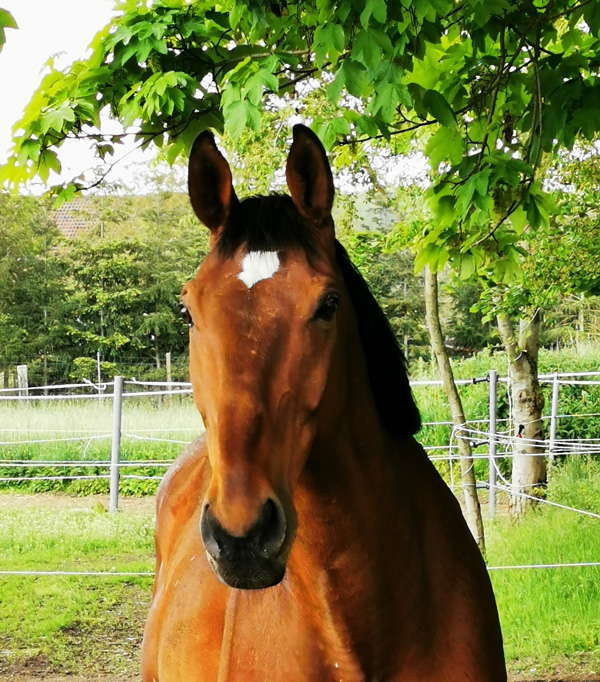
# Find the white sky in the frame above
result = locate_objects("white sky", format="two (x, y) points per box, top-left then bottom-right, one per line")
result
(0, 1), (429, 196)
(0, 0), (152, 193)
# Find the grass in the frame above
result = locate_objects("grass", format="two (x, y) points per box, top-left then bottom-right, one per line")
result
(485, 457), (600, 675)
(0, 397), (204, 495)
(1, 459), (600, 677)
(0, 498), (155, 676)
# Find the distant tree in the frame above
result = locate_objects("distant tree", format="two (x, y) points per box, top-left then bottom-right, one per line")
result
(51, 196), (210, 367)
(0, 8), (16, 52)
(0, 194), (60, 371)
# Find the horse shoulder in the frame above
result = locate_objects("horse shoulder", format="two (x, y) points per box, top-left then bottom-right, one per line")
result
(397, 438), (506, 679)
(154, 435), (210, 571)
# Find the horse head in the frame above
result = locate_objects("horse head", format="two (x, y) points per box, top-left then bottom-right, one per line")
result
(183, 125), (419, 590)
(182, 125), (350, 589)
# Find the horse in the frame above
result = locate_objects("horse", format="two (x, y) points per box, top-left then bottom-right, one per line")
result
(141, 125), (507, 681)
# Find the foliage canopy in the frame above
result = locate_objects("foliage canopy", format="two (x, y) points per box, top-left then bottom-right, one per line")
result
(2, 0), (599, 277)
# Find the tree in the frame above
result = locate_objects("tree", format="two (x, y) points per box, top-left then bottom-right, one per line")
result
(48, 193), (210, 368)
(0, 194), (60, 377)
(0, 8), (16, 52)
(4, 0), (600, 516)
(424, 267), (485, 552)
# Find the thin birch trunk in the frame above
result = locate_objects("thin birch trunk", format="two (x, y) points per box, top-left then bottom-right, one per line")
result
(424, 267), (485, 555)
(497, 311), (546, 517)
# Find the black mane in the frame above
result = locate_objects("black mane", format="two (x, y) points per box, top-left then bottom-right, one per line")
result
(334, 241), (421, 437)
(217, 195), (316, 257)
(216, 194), (421, 438)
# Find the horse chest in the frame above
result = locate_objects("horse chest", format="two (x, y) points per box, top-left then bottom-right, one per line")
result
(145, 521), (361, 682)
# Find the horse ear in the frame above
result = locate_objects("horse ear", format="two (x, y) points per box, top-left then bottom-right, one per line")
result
(188, 131), (237, 234)
(286, 124), (334, 226)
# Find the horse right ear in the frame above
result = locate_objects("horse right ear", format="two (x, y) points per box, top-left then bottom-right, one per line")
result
(188, 132), (237, 235)
(286, 124), (334, 226)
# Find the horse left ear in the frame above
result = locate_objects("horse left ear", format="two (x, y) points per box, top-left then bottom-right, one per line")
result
(188, 131), (237, 235)
(286, 124), (334, 226)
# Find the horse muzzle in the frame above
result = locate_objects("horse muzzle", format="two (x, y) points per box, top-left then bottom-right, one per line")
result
(200, 498), (289, 589)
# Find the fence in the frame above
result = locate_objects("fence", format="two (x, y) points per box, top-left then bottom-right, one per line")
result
(1, 370), (600, 576)
(2, 371), (600, 508)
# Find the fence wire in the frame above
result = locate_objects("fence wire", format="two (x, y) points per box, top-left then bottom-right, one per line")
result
(1, 373), (600, 577)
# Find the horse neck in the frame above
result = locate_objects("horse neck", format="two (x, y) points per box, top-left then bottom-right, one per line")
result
(291, 367), (425, 671)
(296, 336), (421, 583)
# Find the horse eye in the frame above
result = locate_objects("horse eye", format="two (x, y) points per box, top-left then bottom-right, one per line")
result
(313, 293), (340, 322)
(180, 305), (193, 328)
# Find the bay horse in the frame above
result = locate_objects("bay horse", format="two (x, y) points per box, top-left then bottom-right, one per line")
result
(141, 125), (506, 681)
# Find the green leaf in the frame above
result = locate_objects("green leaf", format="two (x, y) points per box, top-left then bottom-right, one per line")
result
(343, 60), (367, 97)
(414, 243), (443, 272)
(422, 90), (456, 129)
(360, 0), (387, 27)
(38, 149), (61, 183)
(459, 253), (475, 280)
(246, 102), (261, 132)
(425, 127), (463, 169)
(39, 104), (76, 135)
(319, 121), (337, 149)
(314, 23), (345, 67)
(53, 183), (78, 208)
(224, 100), (248, 139)
(327, 60), (366, 102)
(509, 205), (528, 234)
(230, 4), (245, 29)
(0, 8), (17, 29)
(456, 176), (477, 216)
(434, 194), (456, 226)
(474, 170), (490, 196)
(0, 6), (16, 50)
(352, 30), (381, 70)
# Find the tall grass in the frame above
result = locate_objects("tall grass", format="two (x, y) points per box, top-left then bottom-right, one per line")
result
(0, 397), (204, 494)
(487, 457), (600, 673)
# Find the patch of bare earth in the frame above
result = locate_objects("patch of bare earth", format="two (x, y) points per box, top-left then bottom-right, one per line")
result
(0, 492), (155, 513)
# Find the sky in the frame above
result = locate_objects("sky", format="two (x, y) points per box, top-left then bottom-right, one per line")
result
(0, 0), (152, 192)
(0, 1), (429, 196)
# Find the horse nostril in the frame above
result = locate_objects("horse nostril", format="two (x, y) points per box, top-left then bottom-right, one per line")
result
(200, 505), (222, 560)
(200, 499), (287, 562)
(256, 498), (287, 557)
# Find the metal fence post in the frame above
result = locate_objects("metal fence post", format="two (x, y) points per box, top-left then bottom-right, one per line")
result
(166, 352), (172, 406)
(488, 369), (498, 520)
(17, 364), (28, 397)
(109, 376), (123, 512)
(96, 351), (105, 396)
(549, 372), (560, 465)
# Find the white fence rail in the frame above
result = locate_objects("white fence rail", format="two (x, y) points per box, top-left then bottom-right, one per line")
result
(1, 371), (600, 578)
(1, 372), (600, 516)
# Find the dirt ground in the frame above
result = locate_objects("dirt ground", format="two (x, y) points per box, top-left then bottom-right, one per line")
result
(0, 492), (155, 513)
(0, 675), (142, 682)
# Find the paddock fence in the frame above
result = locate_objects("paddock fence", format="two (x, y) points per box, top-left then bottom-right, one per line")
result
(1, 370), (600, 576)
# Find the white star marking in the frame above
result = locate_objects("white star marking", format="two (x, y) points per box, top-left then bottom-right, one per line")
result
(238, 251), (280, 289)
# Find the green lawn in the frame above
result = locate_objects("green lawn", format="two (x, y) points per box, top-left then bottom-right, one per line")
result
(1, 459), (600, 679)
(0, 498), (154, 676)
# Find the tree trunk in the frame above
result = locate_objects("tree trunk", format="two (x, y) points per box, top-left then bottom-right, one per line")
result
(424, 268), (485, 554)
(497, 311), (546, 517)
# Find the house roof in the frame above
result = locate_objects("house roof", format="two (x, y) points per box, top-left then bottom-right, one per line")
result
(53, 197), (93, 238)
